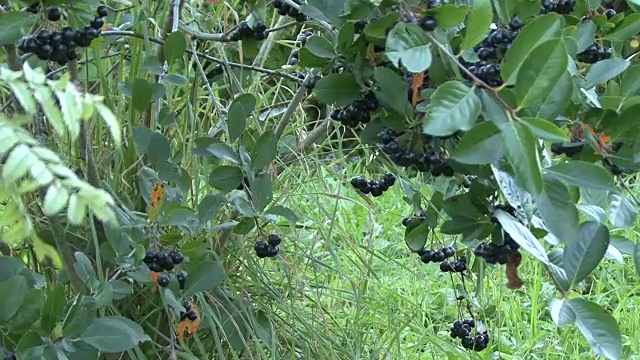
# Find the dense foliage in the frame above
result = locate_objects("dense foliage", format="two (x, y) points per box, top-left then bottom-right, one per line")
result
(1, 0), (640, 359)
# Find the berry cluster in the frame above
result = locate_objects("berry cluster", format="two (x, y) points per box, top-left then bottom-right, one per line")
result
(551, 140), (584, 157)
(18, 5), (108, 65)
(450, 320), (489, 351)
(350, 173), (396, 197)
(416, 245), (455, 264)
(288, 49), (299, 65)
(577, 43), (612, 64)
(296, 30), (314, 46)
(540, 0), (576, 14)
(475, 204), (521, 265)
(330, 91), (379, 127)
(229, 20), (267, 41)
(143, 249), (188, 289)
(464, 18), (522, 87)
(254, 233), (282, 258)
(377, 128), (456, 176)
(272, 0), (307, 22)
(179, 300), (199, 322)
(439, 256), (467, 273)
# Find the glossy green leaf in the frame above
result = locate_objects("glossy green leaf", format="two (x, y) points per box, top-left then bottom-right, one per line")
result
(519, 117), (566, 141)
(0, 275), (28, 323)
(608, 192), (637, 229)
(131, 78), (153, 113)
(494, 209), (549, 264)
(0, 12), (37, 45)
(250, 173), (273, 212)
(385, 23), (432, 73)
(563, 221), (609, 289)
(314, 74), (361, 107)
(423, 80), (481, 136)
(40, 283), (65, 333)
(305, 36), (335, 59)
(516, 38), (568, 109)
(183, 260), (225, 297)
(620, 64), (640, 97)
(227, 101), (247, 142)
(80, 316), (151, 353)
(461, 0), (492, 50)
(563, 298), (622, 360)
(208, 166), (244, 193)
(164, 31), (187, 66)
(537, 176), (579, 245)
(426, 5), (469, 28)
(584, 59), (630, 89)
(451, 121), (504, 164)
(405, 222), (429, 252)
(251, 130), (277, 170)
(502, 121), (544, 195)
(373, 67), (412, 115)
(606, 13), (640, 42)
(545, 161), (614, 190)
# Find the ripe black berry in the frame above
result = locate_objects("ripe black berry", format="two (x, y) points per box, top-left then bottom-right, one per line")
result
(35, 44), (53, 60)
(419, 16), (437, 31)
(254, 20), (267, 34)
(148, 262), (164, 273)
(36, 29), (52, 44)
(182, 300), (192, 311)
(155, 251), (168, 264)
(84, 26), (100, 41)
(18, 37), (38, 54)
(91, 17), (105, 30)
(157, 274), (170, 287)
(4, 352), (16, 360)
(254, 240), (269, 258)
(604, 9), (616, 19)
(66, 49), (78, 61)
(186, 311), (198, 321)
(97, 5), (108, 18)
(383, 173), (396, 186)
(170, 251), (184, 265)
(26, 2), (40, 14)
(267, 246), (279, 257)
(47, 7), (61, 21)
(161, 257), (175, 271)
(267, 233), (282, 246)
(176, 272), (187, 289)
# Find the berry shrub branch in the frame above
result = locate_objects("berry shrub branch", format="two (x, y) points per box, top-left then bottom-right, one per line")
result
(179, 19), (297, 42)
(424, 33), (517, 118)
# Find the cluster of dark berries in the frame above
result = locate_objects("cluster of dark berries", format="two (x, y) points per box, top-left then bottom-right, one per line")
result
(354, 20), (368, 34)
(272, 0), (307, 22)
(475, 204), (521, 265)
(416, 246), (455, 263)
(254, 233), (281, 258)
(296, 30), (314, 46)
(577, 43), (612, 64)
(230, 20), (267, 41)
(179, 300), (199, 322)
(377, 128), (455, 176)
(450, 320), (489, 351)
(350, 173), (396, 197)
(17, 5), (108, 65)
(551, 140), (584, 157)
(143, 249), (188, 289)
(464, 18), (522, 87)
(330, 92), (379, 127)
(540, 0), (576, 14)
(303, 74), (323, 90)
(288, 49), (299, 65)
(439, 256), (467, 273)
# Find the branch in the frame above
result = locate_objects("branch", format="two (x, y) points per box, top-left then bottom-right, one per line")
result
(101, 30), (303, 83)
(425, 33), (517, 118)
(190, 41), (224, 123)
(276, 117), (333, 175)
(274, 76), (309, 141)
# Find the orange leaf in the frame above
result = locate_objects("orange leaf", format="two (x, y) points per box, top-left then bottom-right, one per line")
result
(151, 272), (160, 282)
(505, 251), (524, 290)
(177, 321), (187, 339)
(411, 72), (425, 106)
(147, 182), (166, 220)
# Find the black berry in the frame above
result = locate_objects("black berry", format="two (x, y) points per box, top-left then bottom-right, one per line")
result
(177, 272), (187, 289)
(186, 310), (198, 321)
(47, 7), (61, 21)
(157, 274), (170, 287)
(254, 240), (269, 258)
(170, 251), (184, 265)
(97, 5), (108, 18)
(91, 17), (105, 30)
(267, 233), (282, 246)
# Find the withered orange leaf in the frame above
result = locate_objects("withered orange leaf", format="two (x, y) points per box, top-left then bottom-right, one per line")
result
(411, 72), (425, 106)
(147, 182), (166, 220)
(505, 251), (524, 290)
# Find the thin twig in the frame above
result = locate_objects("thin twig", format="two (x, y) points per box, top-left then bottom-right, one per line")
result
(190, 41), (224, 120)
(274, 76), (309, 141)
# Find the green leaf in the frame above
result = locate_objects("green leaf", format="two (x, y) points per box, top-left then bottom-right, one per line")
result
(0, 12), (37, 45)
(40, 283), (66, 334)
(227, 100), (247, 142)
(423, 80), (481, 136)
(519, 117), (566, 141)
(164, 73), (188, 86)
(183, 260), (225, 297)
(373, 67), (412, 115)
(451, 121), (504, 164)
(208, 166), (244, 193)
(314, 74), (361, 107)
(606, 13), (640, 42)
(80, 316), (151, 353)
(250, 173), (273, 212)
(73, 252), (97, 286)
(0, 256), (25, 282)
(576, 20), (596, 53)
(620, 64), (640, 97)
(305, 36), (335, 59)
(0, 275), (28, 323)
(461, 0), (493, 50)
(608, 192), (637, 229)
(384, 23), (432, 73)
(43, 182), (69, 216)
(564, 298), (622, 360)
(563, 221), (609, 289)
(502, 14), (565, 85)
(515, 38), (568, 109)
(194, 139), (240, 164)
(537, 176), (579, 245)
(545, 161), (614, 190)
(490, 0), (515, 23)
(404, 222), (429, 252)
(548, 298), (576, 327)
(584, 59), (630, 89)
(363, 13), (398, 39)
(231, 195), (256, 217)
(634, 241), (640, 276)
(131, 78), (153, 113)
(251, 130), (277, 170)
(3, 144), (38, 183)
(94, 102), (122, 145)
(494, 209), (549, 264)
(147, 132), (171, 168)
(265, 205), (298, 224)
(427, 5), (469, 28)
(502, 121), (544, 195)
(197, 194), (225, 221)
(164, 31), (187, 66)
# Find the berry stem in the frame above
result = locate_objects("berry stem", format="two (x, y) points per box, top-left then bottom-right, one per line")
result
(424, 33), (518, 118)
(274, 74), (310, 141)
(190, 41), (224, 120)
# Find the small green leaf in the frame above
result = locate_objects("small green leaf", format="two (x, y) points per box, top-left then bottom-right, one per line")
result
(251, 130), (277, 170)
(584, 59), (630, 89)
(227, 101), (247, 142)
(502, 121), (544, 195)
(314, 74), (361, 107)
(452, 121), (504, 164)
(197, 194), (225, 221)
(404, 222), (429, 252)
(304, 36), (335, 59)
(43, 182), (69, 216)
(249, 173), (273, 212)
(423, 80), (481, 136)
(563, 221), (609, 289)
(537, 176), (579, 245)
(519, 117), (566, 141)
(131, 78), (153, 113)
(565, 298), (622, 360)
(3, 144), (38, 183)
(363, 13), (399, 39)
(373, 67), (412, 115)
(0, 11), (37, 45)
(80, 316), (151, 353)
(164, 31), (187, 66)
(147, 132), (171, 167)
(608, 192), (637, 229)
(502, 14), (565, 85)
(94, 102), (122, 145)
(0, 275), (28, 323)
(461, 0), (493, 50)
(490, 0), (515, 23)
(164, 73), (189, 86)
(40, 283), (65, 334)
(208, 166), (244, 193)
(0, 256), (25, 282)
(427, 5), (469, 28)
(73, 252), (97, 286)
(194, 140), (240, 164)
(494, 209), (549, 264)
(384, 22), (432, 73)
(545, 161), (614, 190)
(183, 260), (225, 297)
(548, 298), (576, 327)
(606, 13), (640, 42)
(515, 38), (568, 109)
(620, 64), (640, 97)
(265, 205), (298, 224)
(576, 20), (596, 53)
